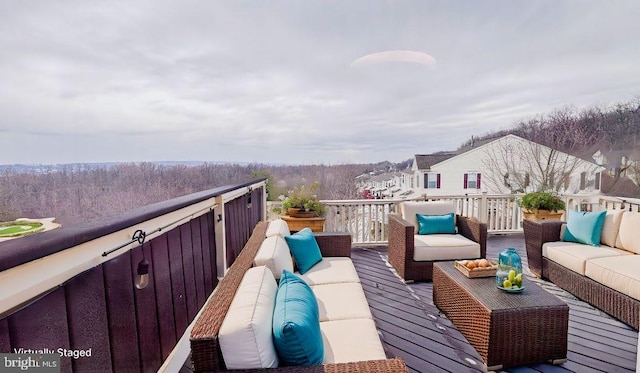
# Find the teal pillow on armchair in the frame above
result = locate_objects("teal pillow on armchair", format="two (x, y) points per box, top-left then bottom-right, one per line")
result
(416, 213), (456, 235)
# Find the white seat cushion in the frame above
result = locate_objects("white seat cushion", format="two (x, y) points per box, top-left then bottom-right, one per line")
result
(265, 219), (291, 238)
(615, 212), (640, 254)
(542, 241), (632, 275)
(413, 234), (480, 261)
(400, 201), (456, 232)
(320, 318), (387, 364)
(601, 210), (624, 247)
(295, 257), (360, 285)
(585, 255), (640, 302)
(311, 283), (373, 322)
(253, 235), (293, 280)
(219, 266), (279, 369)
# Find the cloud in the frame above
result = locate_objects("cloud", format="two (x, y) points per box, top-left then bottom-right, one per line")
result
(0, 1), (639, 165)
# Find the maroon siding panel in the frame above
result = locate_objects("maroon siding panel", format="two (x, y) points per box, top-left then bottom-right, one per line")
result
(191, 218), (206, 309)
(167, 228), (189, 335)
(132, 243), (163, 373)
(0, 318), (10, 352)
(201, 212), (216, 294)
(65, 265), (113, 372)
(149, 234), (177, 360)
(8, 288), (72, 372)
(180, 224), (198, 322)
(103, 252), (141, 372)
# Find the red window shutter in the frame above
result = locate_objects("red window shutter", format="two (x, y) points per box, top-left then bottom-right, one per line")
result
(477, 173), (481, 189)
(463, 173), (468, 189)
(436, 174), (441, 189)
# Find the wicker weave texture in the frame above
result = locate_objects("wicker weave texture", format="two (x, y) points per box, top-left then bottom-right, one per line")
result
(543, 257), (640, 330)
(433, 262), (568, 369)
(523, 219), (563, 278)
(388, 214), (487, 282)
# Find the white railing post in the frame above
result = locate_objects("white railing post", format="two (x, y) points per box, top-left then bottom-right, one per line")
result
(479, 192), (488, 224)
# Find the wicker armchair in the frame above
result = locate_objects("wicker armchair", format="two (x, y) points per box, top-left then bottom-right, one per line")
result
(388, 202), (487, 282)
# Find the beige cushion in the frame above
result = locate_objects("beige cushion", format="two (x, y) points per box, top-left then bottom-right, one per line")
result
(219, 266), (278, 369)
(254, 235), (293, 280)
(413, 234), (480, 261)
(265, 219), (291, 238)
(542, 241), (632, 275)
(585, 255), (640, 302)
(296, 257), (360, 285)
(311, 283), (373, 322)
(400, 201), (456, 232)
(320, 318), (386, 364)
(601, 210), (624, 247)
(615, 212), (640, 254)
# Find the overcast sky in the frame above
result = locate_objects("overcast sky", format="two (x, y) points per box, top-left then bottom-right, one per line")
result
(1, 1), (639, 165)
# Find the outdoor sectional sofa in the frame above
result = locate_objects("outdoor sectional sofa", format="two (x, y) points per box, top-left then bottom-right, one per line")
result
(388, 201), (487, 282)
(190, 220), (407, 372)
(523, 210), (640, 330)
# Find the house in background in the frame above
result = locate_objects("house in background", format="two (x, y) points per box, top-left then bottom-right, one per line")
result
(409, 134), (604, 197)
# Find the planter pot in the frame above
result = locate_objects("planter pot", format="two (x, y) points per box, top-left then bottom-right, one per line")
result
(522, 208), (564, 222)
(287, 208), (301, 216)
(290, 211), (317, 218)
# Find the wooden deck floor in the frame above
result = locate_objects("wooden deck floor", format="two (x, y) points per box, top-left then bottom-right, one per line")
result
(352, 233), (638, 373)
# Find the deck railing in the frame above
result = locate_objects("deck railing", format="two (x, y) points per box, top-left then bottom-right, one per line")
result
(314, 192), (613, 244)
(0, 179), (267, 373)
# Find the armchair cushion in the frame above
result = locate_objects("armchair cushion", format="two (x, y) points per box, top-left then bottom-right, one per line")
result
(417, 213), (456, 235)
(401, 201), (455, 233)
(413, 234), (480, 261)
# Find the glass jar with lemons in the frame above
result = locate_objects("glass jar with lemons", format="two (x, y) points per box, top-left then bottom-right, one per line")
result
(496, 247), (523, 292)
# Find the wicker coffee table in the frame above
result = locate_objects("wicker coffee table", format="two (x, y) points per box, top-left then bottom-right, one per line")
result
(433, 262), (569, 370)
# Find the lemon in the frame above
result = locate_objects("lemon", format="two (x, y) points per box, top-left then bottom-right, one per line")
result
(503, 279), (512, 288)
(508, 270), (516, 282)
(514, 273), (523, 286)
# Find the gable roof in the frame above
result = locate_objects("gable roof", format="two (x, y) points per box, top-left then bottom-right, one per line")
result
(414, 152), (458, 170)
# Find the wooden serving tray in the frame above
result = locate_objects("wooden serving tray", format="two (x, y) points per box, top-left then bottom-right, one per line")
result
(455, 260), (498, 278)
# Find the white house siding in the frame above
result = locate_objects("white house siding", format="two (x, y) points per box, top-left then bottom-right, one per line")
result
(413, 135), (604, 196)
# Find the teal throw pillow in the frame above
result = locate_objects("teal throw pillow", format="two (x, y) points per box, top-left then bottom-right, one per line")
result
(416, 213), (456, 235)
(284, 228), (322, 274)
(272, 270), (323, 366)
(563, 210), (607, 246)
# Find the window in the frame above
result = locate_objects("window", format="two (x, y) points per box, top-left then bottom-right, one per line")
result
(424, 173), (440, 189)
(580, 172), (586, 190)
(595, 172), (601, 190)
(464, 172), (481, 189)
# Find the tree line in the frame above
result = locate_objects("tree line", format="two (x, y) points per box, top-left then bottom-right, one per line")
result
(0, 162), (384, 226)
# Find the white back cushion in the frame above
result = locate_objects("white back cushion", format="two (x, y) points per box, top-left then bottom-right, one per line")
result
(615, 212), (640, 254)
(219, 266), (279, 369)
(400, 201), (456, 232)
(265, 219), (291, 238)
(254, 235), (293, 280)
(601, 210), (624, 247)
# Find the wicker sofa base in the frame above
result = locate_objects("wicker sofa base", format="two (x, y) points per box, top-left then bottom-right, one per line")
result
(190, 221), (408, 372)
(543, 258), (640, 330)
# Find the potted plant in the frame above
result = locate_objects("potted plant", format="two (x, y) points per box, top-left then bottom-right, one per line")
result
(517, 191), (565, 222)
(281, 183), (326, 218)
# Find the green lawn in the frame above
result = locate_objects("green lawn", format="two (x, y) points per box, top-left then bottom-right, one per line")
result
(0, 221), (45, 237)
